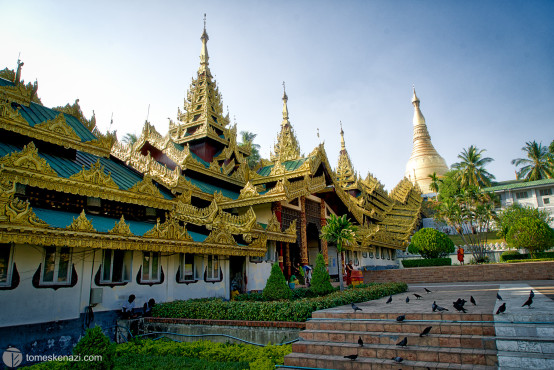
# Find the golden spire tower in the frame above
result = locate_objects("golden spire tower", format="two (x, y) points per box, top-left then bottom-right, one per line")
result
(404, 87), (448, 194)
(270, 82), (301, 162)
(336, 122), (357, 188)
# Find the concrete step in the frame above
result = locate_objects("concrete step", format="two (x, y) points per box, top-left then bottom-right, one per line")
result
(292, 340), (497, 366)
(311, 310), (494, 322)
(306, 319), (495, 336)
(284, 352), (497, 370)
(300, 329), (496, 349)
(497, 350), (554, 369)
(496, 336), (554, 354)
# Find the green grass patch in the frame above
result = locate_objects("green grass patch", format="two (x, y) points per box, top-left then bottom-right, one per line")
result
(506, 258), (554, 263)
(153, 282), (407, 322)
(447, 231), (504, 246)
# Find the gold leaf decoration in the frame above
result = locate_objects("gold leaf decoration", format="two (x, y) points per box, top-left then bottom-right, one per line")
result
(128, 174), (163, 198)
(53, 99), (96, 131)
(285, 219), (297, 235)
(0, 142), (58, 176)
(4, 198), (48, 227)
(109, 215), (133, 236)
(0, 99), (28, 125)
(143, 215), (192, 241)
(69, 159), (119, 189)
(203, 228), (236, 246)
(238, 181), (259, 199)
(265, 212), (281, 233)
(66, 210), (95, 232)
(34, 113), (81, 141)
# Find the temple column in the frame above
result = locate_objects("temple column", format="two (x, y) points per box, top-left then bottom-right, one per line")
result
(300, 196), (308, 265)
(320, 199), (328, 265)
(285, 242), (291, 278)
(278, 242), (284, 272)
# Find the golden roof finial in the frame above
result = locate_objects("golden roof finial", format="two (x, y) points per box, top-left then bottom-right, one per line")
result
(411, 85), (425, 126)
(271, 83), (301, 162)
(281, 81), (289, 125)
(340, 121), (346, 151)
(336, 122), (356, 187)
(199, 14), (209, 71)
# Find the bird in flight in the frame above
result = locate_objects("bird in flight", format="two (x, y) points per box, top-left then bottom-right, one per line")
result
(344, 354), (358, 361)
(424, 288), (432, 293)
(358, 336), (364, 347)
(496, 302), (506, 314)
(470, 296), (476, 306)
(522, 296), (533, 309)
(396, 337), (408, 347)
(419, 326), (432, 337)
(413, 293), (422, 299)
(351, 302), (362, 312)
(497, 292), (503, 300)
(396, 315), (405, 322)
(386, 295), (392, 304)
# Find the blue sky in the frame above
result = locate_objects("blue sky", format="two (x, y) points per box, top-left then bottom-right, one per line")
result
(2, 0), (553, 190)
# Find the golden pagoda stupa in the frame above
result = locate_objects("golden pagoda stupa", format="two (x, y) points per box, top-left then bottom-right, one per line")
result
(404, 87), (448, 194)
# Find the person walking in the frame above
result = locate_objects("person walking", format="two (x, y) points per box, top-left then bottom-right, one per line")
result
(457, 246), (465, 265)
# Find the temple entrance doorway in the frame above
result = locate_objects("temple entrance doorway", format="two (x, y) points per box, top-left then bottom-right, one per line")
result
(229, 256), (245, 297)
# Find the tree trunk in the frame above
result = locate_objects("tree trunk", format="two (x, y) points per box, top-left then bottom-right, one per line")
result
(337, 247), (344, 291)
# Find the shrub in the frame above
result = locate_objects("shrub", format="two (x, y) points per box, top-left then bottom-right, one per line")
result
(497, 203), (552, 240)
(153, 282), (407, 322)
(407, 228), (455, 259)
(500, 250), (522, 262)
(401, 258), (451, 268)
(506, 217), (554, 257)
(506, 258), (554, 263)
(262, 263), (292, 301)
(73, 326), (114, 369)
(309, 253), (334, 296)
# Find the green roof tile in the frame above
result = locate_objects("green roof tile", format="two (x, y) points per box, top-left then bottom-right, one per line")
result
(483, 178), (554, 192)
(257, 157), (308, 177)
(187, 177), (239, 200)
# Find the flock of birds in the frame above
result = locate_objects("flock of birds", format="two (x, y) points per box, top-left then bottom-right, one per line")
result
(344, 287), (536, 364)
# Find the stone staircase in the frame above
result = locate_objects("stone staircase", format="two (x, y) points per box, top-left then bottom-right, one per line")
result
(284, 311), (498, 369)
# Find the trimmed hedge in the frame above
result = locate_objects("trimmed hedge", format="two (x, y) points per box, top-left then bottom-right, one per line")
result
(501, 251), (554, 261)
(153, 282), (407, 322)
(401, 258), (451, 268)
(500, 250), (522, 262)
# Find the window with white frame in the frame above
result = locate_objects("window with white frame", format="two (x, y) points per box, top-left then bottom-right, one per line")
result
(0, 244), (14, 286)
(206, 255), (220, 281)
(539, 188), (552, 196)
(375, 247), (380, 259)
(142, 252), (161, 282)
(42, 246), (71, 284)
(516, 191), (529, 199)
(101, 250), (132, 283)
(179, 253), (197, 281)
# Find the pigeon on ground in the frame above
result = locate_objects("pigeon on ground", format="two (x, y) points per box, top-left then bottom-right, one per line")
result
(424, 288), (432, 293)
(419, 326), (432, 337)
(435, 303), (449, 312)
(496, 302), (506, 314)
(396, 337), (408, 347)
(522, 296), (533, 308)
(453, 301), (467, 313)
(392, 356), (403, 363)
(351, 302), (362, 312)
(358, 336), (364, 347)
(432, 301), (437, 312)
(454, 298), (467, 307)
(344, 354), (358, 361)
(406, 296), (410, 304)
(386, 295), (392, 304)
(497, 292), (503, 300)
(470, 296), (477, 306)
(530, 290), (534, 298)
(396, 315), (405, 322)
(413, 293), (422, 299)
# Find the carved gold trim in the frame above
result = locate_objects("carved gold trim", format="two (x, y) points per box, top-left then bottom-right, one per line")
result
(34, 113), (81, 141)
(109, 216), (133, 236)
(128, 174), (164, 198)
(69, 159), (119, 189)
(66, 210), (96, 232)
(143, 216), (192, 241)
(0, 142), (58, 176)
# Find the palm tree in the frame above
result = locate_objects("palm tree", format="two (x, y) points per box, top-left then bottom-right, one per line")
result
(239, 131), (261, 169)
(451, 145), (495, 188)
(122, 133), (138, 146)
(428, 172), (440, 194)
(320, 214), (357, 291)
(511, 141), (554, 181)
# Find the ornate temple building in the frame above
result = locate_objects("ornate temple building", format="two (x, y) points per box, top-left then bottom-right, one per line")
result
(405, 88), (449, 194)
(0, 22), (422, 356)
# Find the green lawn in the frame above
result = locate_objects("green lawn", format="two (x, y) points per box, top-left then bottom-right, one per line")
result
(447, 231), (505, 246)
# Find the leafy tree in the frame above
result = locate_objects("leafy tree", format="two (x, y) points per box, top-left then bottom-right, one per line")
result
(550, 139), (554, 156)
(239, 131), (261, 169)
(73, 326), (114, 369)
(496, 203), (552, 240)
(506, 217), (554, 258)
(407, 228), (455, 259)
(309, 253), (334, 296)
(262, 263), (292, 301)
(428, 172), (441, 194)
(320, 214), (357, 291)
(433, 184), (497, 263)
(511, 141), (554, 181)
(122, 133), (138, 146)
(451, 145), (495, 188)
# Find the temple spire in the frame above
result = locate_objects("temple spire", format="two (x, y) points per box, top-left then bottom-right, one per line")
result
(405, 87), (448, 193)
(199, 14), (209, 72)
(282, 81), (289, 126)
(340, 121), (346, 152)
(271, 83), (301, 162)
(336, 122), (356, 188)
